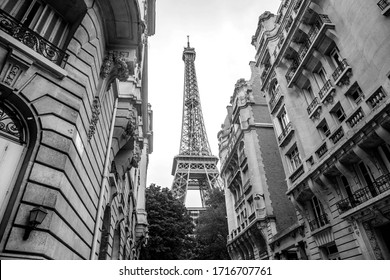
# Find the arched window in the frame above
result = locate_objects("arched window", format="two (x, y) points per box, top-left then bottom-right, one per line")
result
(0, 102), (26, 219)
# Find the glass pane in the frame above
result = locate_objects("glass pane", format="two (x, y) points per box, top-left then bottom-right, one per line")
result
(43, 13), (58, 40)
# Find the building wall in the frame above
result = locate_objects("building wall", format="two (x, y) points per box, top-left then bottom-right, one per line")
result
(252, 0), (390, 260)
(0, 0), (155, 260)
(218, 61), (296, 260)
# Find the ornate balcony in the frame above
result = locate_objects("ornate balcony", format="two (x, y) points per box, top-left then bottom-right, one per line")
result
(316, 143), (328, 159)
(285, 60), (299, 84)
(330, 126), (344, 144)
(286, 14), (335, 87)
(337, 173), (390, 214)
(318, 79), (336, 104)
(307, 97), (321, 119)
(346, 107), (364, 128)
(377, 0), (390, 16)
(278, 122), (294, 146)
(269, 88), (283, 113)
(332, 59), (352, 86)
(0, 9), (68, 67)
(308, 213), (329, 231)
(366, 88), (386, 109)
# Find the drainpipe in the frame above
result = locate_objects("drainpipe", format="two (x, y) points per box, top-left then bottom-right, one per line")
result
(90, 98), (118, 259)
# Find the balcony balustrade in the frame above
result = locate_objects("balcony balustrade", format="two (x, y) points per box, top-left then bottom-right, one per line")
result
(298, 40), (310, 61)
(307, 97), (321, 117)
(308, 213), (329, 231)
(330, 126), (344, 144)
(367, 89), (386, 109)
(337, 173), (390, 214)
(346, 107), (364, 128)
(332, 59), (352, 86)
(316, 143), (328, 159)
(285, 61), (299, 84)
(318, 79), (335, 103)
(278, 122), (294, 145)
(0, 9), (68, 67)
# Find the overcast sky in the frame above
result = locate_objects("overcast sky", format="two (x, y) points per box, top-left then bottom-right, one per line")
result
(147, 0), (281, 199)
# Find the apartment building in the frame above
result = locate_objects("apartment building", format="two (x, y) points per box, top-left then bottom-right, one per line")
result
(0, 0), (156, 259)
(218, 62), (297, 260)
(252, 0), (390, 259)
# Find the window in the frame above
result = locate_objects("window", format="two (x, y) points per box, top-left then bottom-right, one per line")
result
(278, 107), (290, 130)
(306, 85), (314, 100)
(320, 242), (340, 260)
(317, 119), (330, 138)
(330, 47), (343, 68)
(331, 103), (346, 123)
(287, 146), (302, 172)
(0, 0), (69, 47)
(310, 196), (326, 227)
(340, 176), (353, 198)
(346, 84), (364, 104)
(269, 80), (279, 99)
(317, 67), (328, 87)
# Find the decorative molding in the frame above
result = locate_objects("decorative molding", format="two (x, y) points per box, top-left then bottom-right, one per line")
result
(87, 97), (101, 141)
(100, 51), (134, 82)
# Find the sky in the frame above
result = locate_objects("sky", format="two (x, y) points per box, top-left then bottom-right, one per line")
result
(147, 0), (281, 196)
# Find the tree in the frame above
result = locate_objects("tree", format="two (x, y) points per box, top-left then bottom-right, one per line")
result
(194, 187), (230, 260)
(140, 184), (195, 259)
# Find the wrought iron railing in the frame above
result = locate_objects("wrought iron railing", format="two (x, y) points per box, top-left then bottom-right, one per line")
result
(298, 40), (310, 60)
(309, 213), (329, 231)
(278, 122), (293, 143)
(332, 59), (350, 81)
(377, 0), (390, 10)
(337, 173), (390, 214)
(307, 97), (320, 115)
(0, 9), (68, 67)
(285, 61), (299, 83)
(318, 79), (332, 100)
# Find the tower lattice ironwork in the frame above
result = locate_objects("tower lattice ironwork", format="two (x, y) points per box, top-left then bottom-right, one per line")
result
(171, 38), (221, 208)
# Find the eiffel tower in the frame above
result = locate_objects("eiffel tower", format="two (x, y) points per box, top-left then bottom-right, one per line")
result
(171, 37), (221, 219)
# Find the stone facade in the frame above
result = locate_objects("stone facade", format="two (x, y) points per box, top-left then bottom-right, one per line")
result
(218, 62), (297, 260)
(252, 0), (390, 259)
(0, 0), (156, 260)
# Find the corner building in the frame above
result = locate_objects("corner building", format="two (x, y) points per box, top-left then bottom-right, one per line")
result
(218, 62), (298, 260)
(252, 0), (390, 259)
(0, 0), (156, 259)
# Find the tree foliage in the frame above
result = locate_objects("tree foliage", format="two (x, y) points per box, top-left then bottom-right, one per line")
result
(193, 187), (230, 260)
(140, 184), (195, 259)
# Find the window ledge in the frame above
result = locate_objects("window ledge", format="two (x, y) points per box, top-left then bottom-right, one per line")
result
(0, 30), (67, 79)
